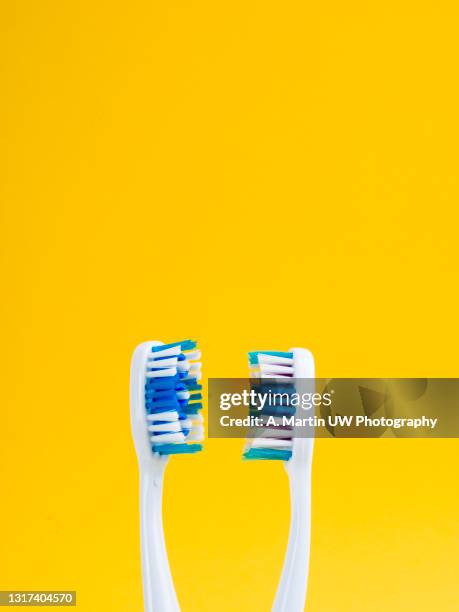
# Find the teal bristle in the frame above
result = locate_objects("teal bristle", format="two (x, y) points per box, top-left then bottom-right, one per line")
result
(151, 340), (196, 352)
(248, 350), (293, 365)
(156, 443), (202, 455)
(243, 448), (292, 461)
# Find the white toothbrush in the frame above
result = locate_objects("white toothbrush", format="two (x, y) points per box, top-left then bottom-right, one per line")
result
(130, 340), (203, 612)
(245, 348), (315, 612)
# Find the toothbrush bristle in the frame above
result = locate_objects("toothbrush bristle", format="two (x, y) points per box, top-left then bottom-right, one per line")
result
(244, 350), (294, 461)
(145, 340), (204, 455)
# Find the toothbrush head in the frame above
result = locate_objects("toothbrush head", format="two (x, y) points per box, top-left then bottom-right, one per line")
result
(244, 350), (295, 461)
(130, 340), (204, 464)
(244, 348), (314, 462)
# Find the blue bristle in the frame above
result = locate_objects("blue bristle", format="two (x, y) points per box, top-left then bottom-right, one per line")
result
(146, 393), (180, 404)
(146, 406), (177, 415)
(145, 376), (179, 390)
(147, 392), (180, 402)
(180, 419), (191, 436)
(146, 399), (180, 411)
(152, 354), (178, 362)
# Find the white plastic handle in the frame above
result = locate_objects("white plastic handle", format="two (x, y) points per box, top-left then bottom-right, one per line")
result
(272, 348), (315, 612)
(140, 468), (180, 612)
(273, 453), (313, 612)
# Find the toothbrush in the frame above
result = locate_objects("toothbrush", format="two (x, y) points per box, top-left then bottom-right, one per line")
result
(244, 348), (315, 612)
(130, 340), (204, 612)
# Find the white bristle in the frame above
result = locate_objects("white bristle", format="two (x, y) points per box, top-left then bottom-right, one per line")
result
(148, 422), (182, 433)
(252, 372), (294, 380)
(146, 356), (178, 368)
(145, 367), (177, 378)
(256, 427), (293, 439)
(187, 426), (204, 441)
(177, 361), (191, 372)
(176, 390), (191, 400)
(150, 432), (185, 444)
(250, 366), (295, 380)
(259, 364), (294, 376)
(184, 373), (201, 381)
(252, 438), (293, 449)
(184, 350), (201, 361)
(146, 412), (179, 422)
(257, 354), (294, 366)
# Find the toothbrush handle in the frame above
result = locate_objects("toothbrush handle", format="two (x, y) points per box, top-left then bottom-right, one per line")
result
(272, 462), (313, 612)
(140, 470), (180, 612)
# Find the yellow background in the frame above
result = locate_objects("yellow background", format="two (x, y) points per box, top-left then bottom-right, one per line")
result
(2, 1), (458, 610)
